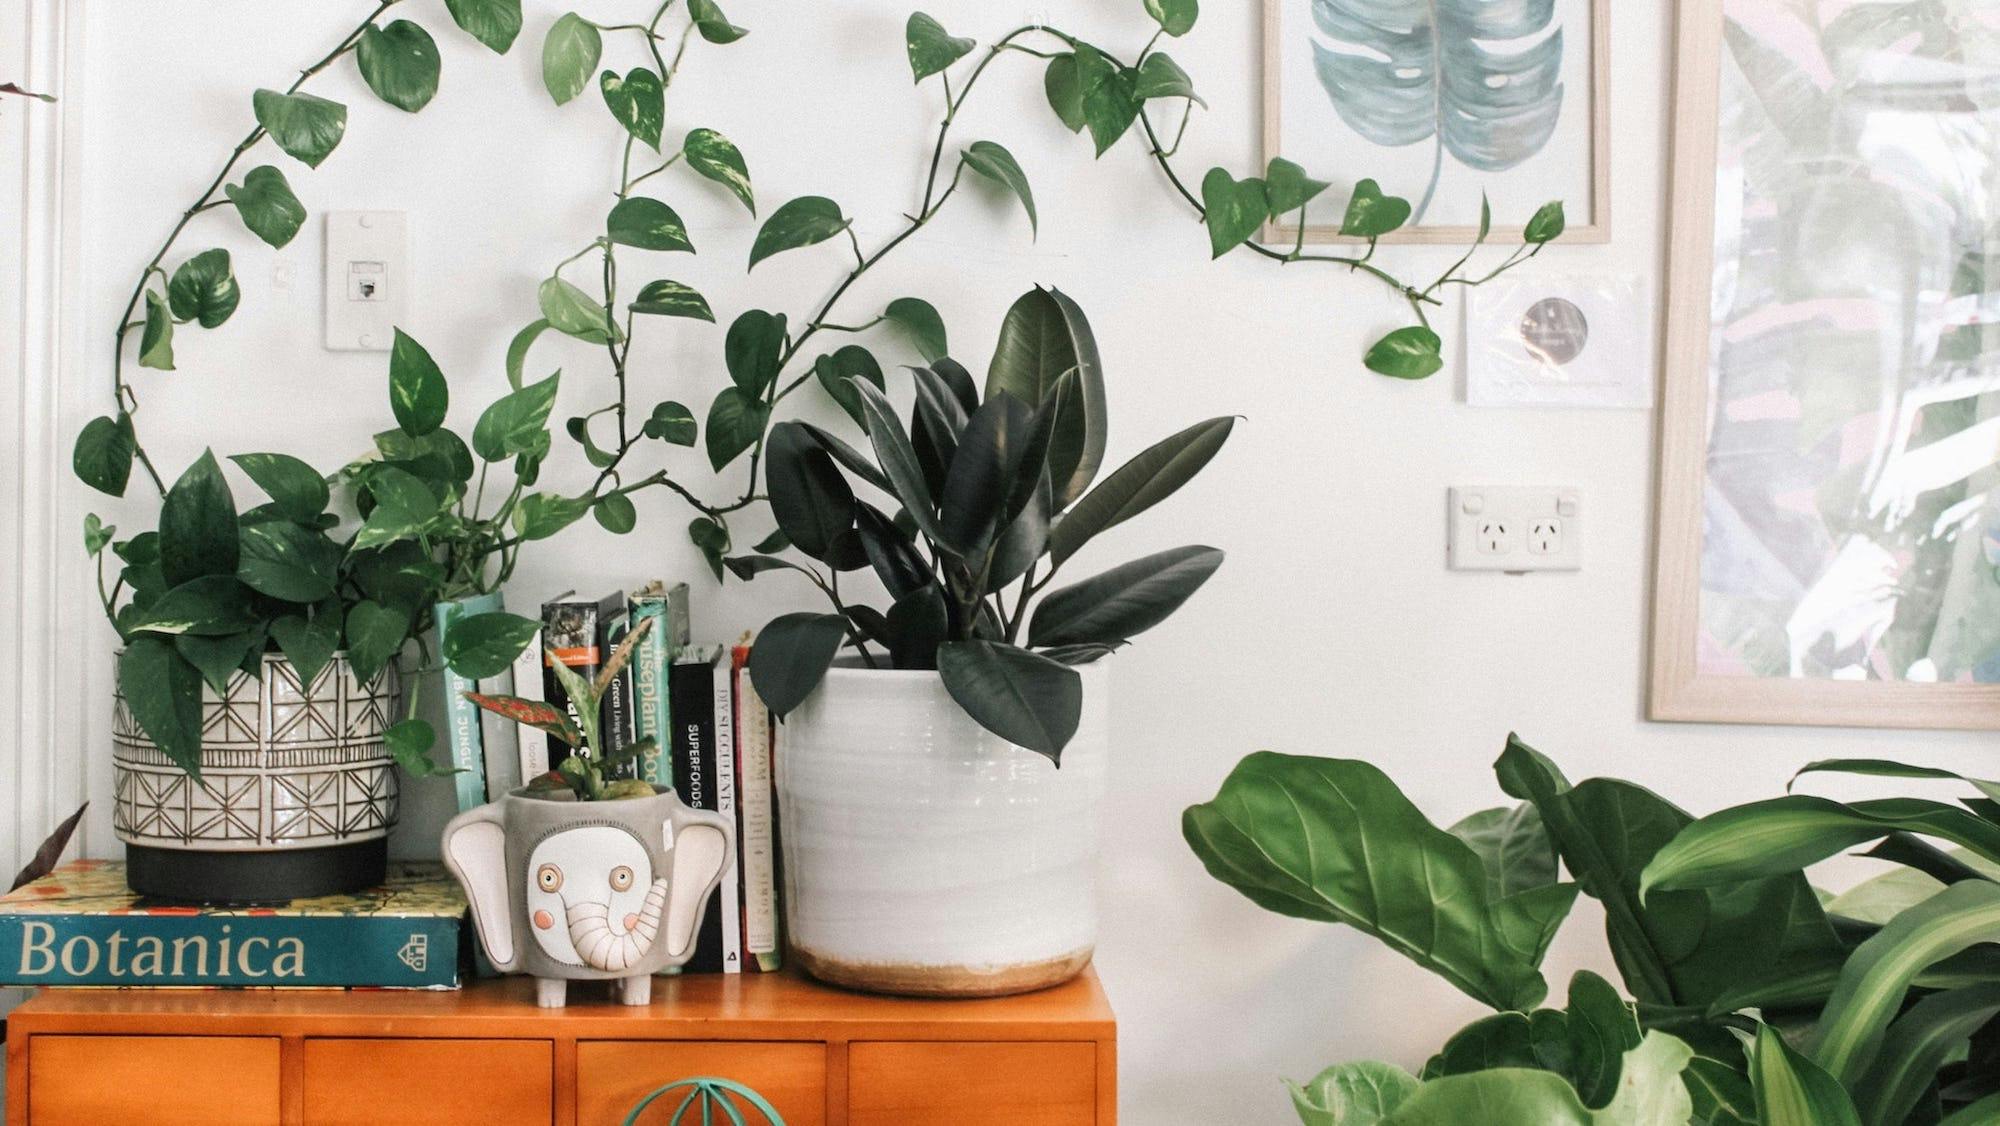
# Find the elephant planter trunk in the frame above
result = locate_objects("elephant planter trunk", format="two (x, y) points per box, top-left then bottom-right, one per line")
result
(441, 786), (731, 1008)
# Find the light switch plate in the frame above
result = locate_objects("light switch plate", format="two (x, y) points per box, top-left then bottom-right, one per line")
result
(1447, 486), (1582, 573)
(324, 211), (407, 351)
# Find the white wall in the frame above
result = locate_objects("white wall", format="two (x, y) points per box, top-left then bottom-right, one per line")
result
(20, 0), (2000, 1120)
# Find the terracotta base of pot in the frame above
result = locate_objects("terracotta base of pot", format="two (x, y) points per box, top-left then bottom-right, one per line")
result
(792, 945), (1094, 999)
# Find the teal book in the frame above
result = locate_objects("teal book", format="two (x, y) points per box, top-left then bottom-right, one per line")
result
(0, 861), (465, 989)
(630, 581), (691, 790)
(435, 591), (503, 811)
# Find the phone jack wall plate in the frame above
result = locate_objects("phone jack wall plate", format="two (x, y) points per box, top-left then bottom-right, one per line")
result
(1447, 486), (1581, 573)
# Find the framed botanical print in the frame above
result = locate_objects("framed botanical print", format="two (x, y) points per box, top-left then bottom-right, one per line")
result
(1261, 0), (1611, 244)
(1650, 0), (2000, 729)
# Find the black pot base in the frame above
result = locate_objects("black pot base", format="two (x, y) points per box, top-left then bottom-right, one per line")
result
(125, 838), (388, 905)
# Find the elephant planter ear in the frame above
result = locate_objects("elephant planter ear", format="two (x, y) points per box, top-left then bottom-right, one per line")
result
(441, 805), (522, 972)
(664, 816), (730, 960)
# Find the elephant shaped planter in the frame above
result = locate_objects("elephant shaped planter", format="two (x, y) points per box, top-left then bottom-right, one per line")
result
(442, 785), (732, 1008)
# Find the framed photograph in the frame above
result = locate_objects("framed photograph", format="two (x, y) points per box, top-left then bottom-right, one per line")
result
(1465, 274), (1653, 409)
(1650, 0), (2000, 729)
(1261, 0), (1610, 245)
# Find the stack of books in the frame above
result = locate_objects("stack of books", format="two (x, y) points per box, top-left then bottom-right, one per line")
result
(437, 580), (784, 976)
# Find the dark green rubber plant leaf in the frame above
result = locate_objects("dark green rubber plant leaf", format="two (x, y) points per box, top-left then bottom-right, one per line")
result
(747, 612), (848, 717)
(1027, 544), (1223, 649)
(1310, 0), (1563, 221)
(1184, 751), (1578, 1011)
(935, 640), (1082, 763)
(1050, 416), (1233, 565)
(984, 286), (1106, 507)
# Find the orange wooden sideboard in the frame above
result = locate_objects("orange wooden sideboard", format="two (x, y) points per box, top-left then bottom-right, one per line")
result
(4, 968), (1116, 1126)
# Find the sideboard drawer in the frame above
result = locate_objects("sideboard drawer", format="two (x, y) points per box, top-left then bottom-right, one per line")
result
(849, 1041), (1097, 1126)
(26, 1035), (279, 1125)
(302, 1038), (553, 1125)
(577, 1040), (827, 1125)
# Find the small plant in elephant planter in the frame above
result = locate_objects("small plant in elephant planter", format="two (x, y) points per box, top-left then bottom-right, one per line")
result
(441, 619), (733, 1007)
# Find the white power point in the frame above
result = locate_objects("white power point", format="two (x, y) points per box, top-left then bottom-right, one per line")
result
(324, 211), (408, 351)
(1447, 487), (1581, 573)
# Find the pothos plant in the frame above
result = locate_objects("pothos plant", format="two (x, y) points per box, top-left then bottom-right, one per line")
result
(736, 287), (1229, 762)
(1188, 737), (2000, 1125)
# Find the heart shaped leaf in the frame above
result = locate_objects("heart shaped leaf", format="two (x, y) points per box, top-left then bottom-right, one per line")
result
(1202, 169), (1267, 258)
(225, 165), (307, 249)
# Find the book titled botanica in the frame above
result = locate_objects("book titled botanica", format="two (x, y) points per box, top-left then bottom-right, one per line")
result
(0, 860), (466, 989)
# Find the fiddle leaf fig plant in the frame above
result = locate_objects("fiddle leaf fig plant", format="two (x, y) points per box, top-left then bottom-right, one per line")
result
(737, 287), (1231, 763)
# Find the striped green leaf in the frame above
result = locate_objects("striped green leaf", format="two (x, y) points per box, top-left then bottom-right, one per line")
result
(1794, 759), (2000, 807)
(1752, 1024), (1861, 1126)
(1854, 983), (2000, 1126)
(1640, 797), (2000, 897)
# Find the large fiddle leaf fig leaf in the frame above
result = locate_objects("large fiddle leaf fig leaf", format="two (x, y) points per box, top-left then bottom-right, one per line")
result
(1185, 752), (1577, 1011)
(1450, 802), (1558, 899)
(1310, 0), (1564, 221)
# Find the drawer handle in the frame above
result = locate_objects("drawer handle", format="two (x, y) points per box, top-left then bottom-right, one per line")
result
(622, 1077), (786, 1126)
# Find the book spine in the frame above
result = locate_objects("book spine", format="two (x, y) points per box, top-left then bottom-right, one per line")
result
(510, 639), (549, 782)
(713, 656), (740, 974)
(733, 647), (781, 972)
(601, 601), (635, 761)
(0, 915), (461, 989)
(630, 593), (676, 789)
(668, 651), (724, 973)
(434, 593), (500, 813)
(541, 598), (604, 766)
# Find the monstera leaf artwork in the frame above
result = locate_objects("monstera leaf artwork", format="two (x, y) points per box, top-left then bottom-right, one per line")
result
(1309, 0), (1565, 221)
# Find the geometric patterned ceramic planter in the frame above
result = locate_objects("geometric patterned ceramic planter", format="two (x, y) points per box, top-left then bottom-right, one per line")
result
(112, 652), (400, 902)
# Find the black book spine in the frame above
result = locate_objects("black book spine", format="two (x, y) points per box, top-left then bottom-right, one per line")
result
(668, 652), (723, 973)
(601, 604), (635, 765)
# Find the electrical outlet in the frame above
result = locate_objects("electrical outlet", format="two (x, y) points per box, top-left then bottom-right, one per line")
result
(1448, 487), (1581, 573)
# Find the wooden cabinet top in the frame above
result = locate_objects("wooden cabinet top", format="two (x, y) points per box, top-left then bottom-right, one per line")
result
(6, 967), (1116, 1042)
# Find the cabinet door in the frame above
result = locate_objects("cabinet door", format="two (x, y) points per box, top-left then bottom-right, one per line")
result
(577, 1041), (826, 1126)
(302, 1038), (553, 1126)
(27, 1035), (279, 1126)
(849, 1042), (1098, 1126)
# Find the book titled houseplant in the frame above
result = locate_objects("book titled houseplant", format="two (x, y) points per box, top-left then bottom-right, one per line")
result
(735, 285), (1232, 996)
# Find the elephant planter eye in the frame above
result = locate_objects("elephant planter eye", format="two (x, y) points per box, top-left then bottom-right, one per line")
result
(537, 864), (563, 892)
(609, 865), (634, 892)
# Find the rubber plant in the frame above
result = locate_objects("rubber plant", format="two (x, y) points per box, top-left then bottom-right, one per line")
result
(1187, 737), (2000, 1125)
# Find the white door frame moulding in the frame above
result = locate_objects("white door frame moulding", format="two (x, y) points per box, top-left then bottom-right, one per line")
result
(2, 0), (91, 885)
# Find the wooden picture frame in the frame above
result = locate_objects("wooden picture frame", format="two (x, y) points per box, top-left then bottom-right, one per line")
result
(1260, 0), (1612, 245)
(1648, 0), (2000, 730)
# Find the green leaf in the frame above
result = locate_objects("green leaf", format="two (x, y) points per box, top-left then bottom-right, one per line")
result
(443, 0), (522, 53)
(252, 89), (347, 168)
(1365, 326), (1444, 380)
(511, 491), (590, 541)
(373, 427), (473, 484)
(167, 249), (240, 329)
(884, 297), (948, 362)
(357, 20), (440, 112)
(643, 400), (697, 445)
(1794, 758), (2000, 805)
(351, 466), (441, 551)
(1640, 796), (2000, 897)
(852, 379), (948, 547)
(541, 13), (601, 105)
(1201, 168), (1267, 258)
(599, 67), (664, 149)
(1144, 0), (1198, 36)
(160, 450), (239, 587)
(905, 12), (974, 82)
(1044, 54), (1085, 133)
(567, 415), (616, 469)
(1565, 971), (1644, 1108)
(1855, 983), (2000, 1126)
(1132, 51), (1202, 105)
(683, 127), (754, 214)
(442, 611), (539, 679)
(384, 719), (446, 776)
(984, 286), (1107, 507)
(704, 386), (771, 471)
(1340, 178), (1413, 238)
(388, 328), (448, 436)
(812, 345), (883, 426)
(749, 196), (850, 270)
(1288, 1061), (1419, 1126)
(175, 630), (262, 695)
(119, 636), (204, 777)
(236, 521), (339, 602)
(962, 141), (1037, 236)
(504, 319), (548, 390)
(725, 309), (787, 396)
(591, 492), (637, 535)
(1185, 751), (1575, 1011)
(687, 0), (747, 44)
(1391, 1032), (1695, 1126)
(795, 422), (893, 494)
(1525, 201), (1567, 244)
(607, 196), (693, 253)
(471, 370), (560, 462)
(1074, 45), (1138, 156)
(73, 413), (136, 497)
(270, 612), (339, 689)
(688, 516), (730, 582)
(137, 290), (174, 370)
(765, 422), (859, 562)
(343, 600), (409, 687)
(224, 165), (306, 249)
(538, 276), (618, 343)
(131, 575), (258, 637)
(83, 514), (115, 557)
(1029, 544), (1223, 648)
(1448, 802), (1558, 900)
(228, 453), (327, 523)
(1050, 416), (1233, 565)
(747, 612), (848, 717)
(936, 640), (1083, 763)
(1943, 1093), (2000, 1125)
(630, 279), (713, 321)
(1752, 1024), (1860, 1126)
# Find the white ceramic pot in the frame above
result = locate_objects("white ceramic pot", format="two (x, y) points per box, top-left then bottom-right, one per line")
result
(775, 660), (1108, 997)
